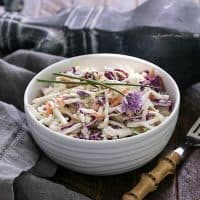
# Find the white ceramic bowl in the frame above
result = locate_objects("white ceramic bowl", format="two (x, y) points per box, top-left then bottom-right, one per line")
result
(24, 54), (180, 175)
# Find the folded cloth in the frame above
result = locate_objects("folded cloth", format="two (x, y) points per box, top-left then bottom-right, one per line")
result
(0, 50), (91, 200)
(1, 50), (64, 110)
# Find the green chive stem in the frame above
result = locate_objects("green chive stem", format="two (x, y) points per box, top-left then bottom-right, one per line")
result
(53, 72), (159, 89)
(38, 73), (160, 96)
(53, 73), (124, 96)
(37, 79), (88, 85)
(105, 82), (159, 89)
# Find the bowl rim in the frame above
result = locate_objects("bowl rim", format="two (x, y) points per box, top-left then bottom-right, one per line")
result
(24, 53), (180, 144)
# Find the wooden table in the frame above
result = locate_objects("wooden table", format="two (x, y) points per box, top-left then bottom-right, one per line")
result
(53, 83), (200, 200)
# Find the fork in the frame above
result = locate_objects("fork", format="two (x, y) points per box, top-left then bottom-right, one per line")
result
(122, 117), (200, 200)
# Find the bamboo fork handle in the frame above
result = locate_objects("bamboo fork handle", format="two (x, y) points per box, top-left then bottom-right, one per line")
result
(122, 151), (182, 200)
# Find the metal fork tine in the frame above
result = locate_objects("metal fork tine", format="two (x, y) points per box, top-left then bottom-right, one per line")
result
(187, 117), (200, 136)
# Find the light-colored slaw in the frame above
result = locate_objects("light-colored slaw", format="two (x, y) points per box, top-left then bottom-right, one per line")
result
(29, 66), (172, 140)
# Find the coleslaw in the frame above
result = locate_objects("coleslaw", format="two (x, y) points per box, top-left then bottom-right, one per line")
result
(29, 66), (172, 140)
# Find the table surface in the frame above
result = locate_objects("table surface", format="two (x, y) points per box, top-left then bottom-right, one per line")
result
(53, 84), (200, 200)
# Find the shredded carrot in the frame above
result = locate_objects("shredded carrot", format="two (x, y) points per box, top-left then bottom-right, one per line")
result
(109, 89), (128, 107)
(149, 69), (155, 77)
(45, 102), (53, 116)
(149, 93), (156, 100)
(109, 96), (123, 107)
(92, 102), (100, 111)
(92, 113), (105, 120)
(59, 76), (81, 87)
(122, 88), (129, 95)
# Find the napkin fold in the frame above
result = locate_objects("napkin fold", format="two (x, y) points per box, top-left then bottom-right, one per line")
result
(0, 50), (91, 200)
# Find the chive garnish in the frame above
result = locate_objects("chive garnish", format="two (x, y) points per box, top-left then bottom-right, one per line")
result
(37, 72), (160, 96)
(53, 73), (159, 89)
(53, 73), (125, 96)
(103, 82), (159, 89)
(37, 79), (88, 85)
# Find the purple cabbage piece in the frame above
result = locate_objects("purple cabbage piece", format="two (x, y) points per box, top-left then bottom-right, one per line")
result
(63, 67), (81, 76)
(146, 113), (155, 120)
(65, 66), (75, 73)
(97, 96), (106, 106)
(121, 91), (143, 115)
(84, 71), (99, 80)
(63, 96), (68, 100)
(61, 122), (75, 130)
(89, 132), (101, 140)
(77, 90), (90, 97)
(67, 66), (81, 75)
(73, 102), (82, 110)
(84, 72), (93, 79)
(79, 126), (102, 140)
(114, 68), (128, 81)
(85, 116), (97, 129)
(150, 76), (163, 90)
(104, 71), (116, 80)
(142, 74), (164, 92)
(72, 66), (76, 74)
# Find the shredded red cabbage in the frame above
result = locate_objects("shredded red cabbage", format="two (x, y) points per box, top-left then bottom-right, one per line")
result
(60, 122), (75, 130)
(73, 102), (82, 110)
(114, 68), (128, 80)
(104, 70), (116, 80)
(121, 91), (143, 115)
(142, 72), (163, 92)
(84, 72), (93, 79)
(84, 72), (98, 80)
(85, 116), (97, 128)
(63, 95), (68, 100)
(97, 96), (106, 106)
(89, 131), (101, 140)
(77, 90), (90, 97)
(65, 66), (81, 75)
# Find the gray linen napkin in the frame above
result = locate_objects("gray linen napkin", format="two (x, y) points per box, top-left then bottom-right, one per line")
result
(0, 50), (91, 200)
